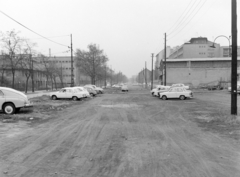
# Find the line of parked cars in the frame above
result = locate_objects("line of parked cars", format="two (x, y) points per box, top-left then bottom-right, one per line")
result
(0, 84), (104, 115)
(50, 85), (104, 101)
(151, 83), (193, 100)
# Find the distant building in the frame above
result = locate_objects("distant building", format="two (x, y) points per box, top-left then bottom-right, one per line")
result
(155, 47), (171, 80)
(168, 37), (221, 59)
(162, 57), (240, 88)
(220, 46), (240, 57)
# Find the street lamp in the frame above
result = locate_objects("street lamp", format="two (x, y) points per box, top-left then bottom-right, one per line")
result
(210, 35), (231, 57)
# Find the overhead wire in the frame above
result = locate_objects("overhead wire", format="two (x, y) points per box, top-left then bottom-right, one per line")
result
(168, 0), (208, 41)
(29, 35), (70, 40)
(0, 10), (69, 48)
(168, 0), (217, 44)
(167, 0), (196, 35)
(168, 0), (203, 37)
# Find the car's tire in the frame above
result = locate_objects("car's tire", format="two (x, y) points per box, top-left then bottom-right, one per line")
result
(180, 95), (185, 100)
(52, 95), (57, 100)
(3, 103), (16, 115)
(162, 95), (167, 100)
(152, 92), (154, 96)
(90, 93), (94, 97)
(158, 93), (160, 97)
(72, 96), (78, 101)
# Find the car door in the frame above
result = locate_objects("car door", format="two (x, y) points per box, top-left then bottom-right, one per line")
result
(65, 89), (73, 98)
(57, 89), (67, 98)
(166, 88), (176, 98)
(0, 90), (5, 110)
(176, 88), (183, 97)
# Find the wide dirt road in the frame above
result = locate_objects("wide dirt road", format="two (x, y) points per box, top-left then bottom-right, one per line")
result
(1, 86), (240, 177)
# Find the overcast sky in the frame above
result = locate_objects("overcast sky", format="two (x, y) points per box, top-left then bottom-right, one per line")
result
(0, 0), (239, 77)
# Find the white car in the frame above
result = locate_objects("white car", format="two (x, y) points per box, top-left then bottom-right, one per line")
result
(153, 86), (171, 96)
(159, 87), (193, 100)
(74, 86), (90, 98)
(85, 85), (104, 94)
(0, 87), (33, 114)
(172, 83), (189, 90)
(121, 85), (128, 92)
(50, 87), (85, 101)
(150, 85), (164, 96)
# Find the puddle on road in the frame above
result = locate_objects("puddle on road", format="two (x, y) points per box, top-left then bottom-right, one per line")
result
(100, 104), (143, 108)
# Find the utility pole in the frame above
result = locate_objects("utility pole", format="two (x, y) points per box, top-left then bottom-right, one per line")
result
(105, 64), (107, 87)
(145, 61), (147, 88)
(231, 0), (237, 115)
(70, 34), (74, 87)
(110, 65), (112, 86)
(164, 33), (167, 86)
(151, 53), (154, 90)
(31, 54), (34, 92)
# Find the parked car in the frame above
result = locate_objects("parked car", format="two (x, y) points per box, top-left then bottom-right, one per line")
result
(112, 84), (121, 88)
(50, 87), (85, 101)
(150, 85), (164, 96)
(83, 86), (97, 96)
(153, 86), (171, 96)
(121, 85), (128, 92)
(0, 87), (33, 114)
(159, 87), (193, 100)
(74, 86), (90, 98)
(85, 85), (104, 94)
(228, 85), (240, 94)
(171, 83), (189, 90)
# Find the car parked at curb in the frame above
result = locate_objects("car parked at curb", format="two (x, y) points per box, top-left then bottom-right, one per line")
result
(153, 86), (171, 97)
(85, 85), (104, 94)
(50, 87), (85, 101)
(121, 85), (128, 92)
(159, 87), (193, 100)
(0, 87), (33, 114)
(83, 86), (97, 97)
(150, 85), (164, 96)
(74, 86), (90, 98)
(171, 83), (190, 90)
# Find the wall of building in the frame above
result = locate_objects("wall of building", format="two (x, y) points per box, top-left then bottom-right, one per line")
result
(165, 59), (240, 87)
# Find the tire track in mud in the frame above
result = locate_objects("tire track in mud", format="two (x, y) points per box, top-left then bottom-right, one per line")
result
(1, 102), (102, 176)
(1, 90), (240, 177)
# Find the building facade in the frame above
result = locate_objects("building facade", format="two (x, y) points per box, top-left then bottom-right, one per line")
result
(163, 58), (240, 88)
(169, 37), (221, 59)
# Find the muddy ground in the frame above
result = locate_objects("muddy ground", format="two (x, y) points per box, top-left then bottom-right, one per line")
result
(0, 86), (240, 177)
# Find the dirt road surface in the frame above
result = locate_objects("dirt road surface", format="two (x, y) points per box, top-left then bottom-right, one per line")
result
(0, 86), (240, 177)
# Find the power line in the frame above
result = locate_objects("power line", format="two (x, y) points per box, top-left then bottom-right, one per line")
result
(168, 0), (208, 41)
(168, 0), (217, 44)
(166, 0), (195, 34)
(168, 0), (202, 36)
(0, 10), (69, 47)
(29, 35), (70, 40)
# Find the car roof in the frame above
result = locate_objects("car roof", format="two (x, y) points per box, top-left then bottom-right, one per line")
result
(0, 86), (27, 97)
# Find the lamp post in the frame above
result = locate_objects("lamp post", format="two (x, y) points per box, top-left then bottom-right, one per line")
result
(210, 35), (231, 57)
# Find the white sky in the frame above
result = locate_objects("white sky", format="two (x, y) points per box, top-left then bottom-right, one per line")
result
(0, 0), (239, 77)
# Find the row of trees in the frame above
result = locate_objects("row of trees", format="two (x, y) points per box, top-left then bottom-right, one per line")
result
(0, 30), (128, 92)
(75, 44), (128, 86)
(0, 30), (65, 92)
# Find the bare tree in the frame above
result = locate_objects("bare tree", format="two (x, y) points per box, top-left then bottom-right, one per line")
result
(0, 30), (25, 88)
(20, 41), (37, 93)
(75, 44), (108, 85)
(0, 54), (8, 85)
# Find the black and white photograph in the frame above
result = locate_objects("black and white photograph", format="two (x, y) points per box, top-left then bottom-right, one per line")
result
(0, 0), (240, 176)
